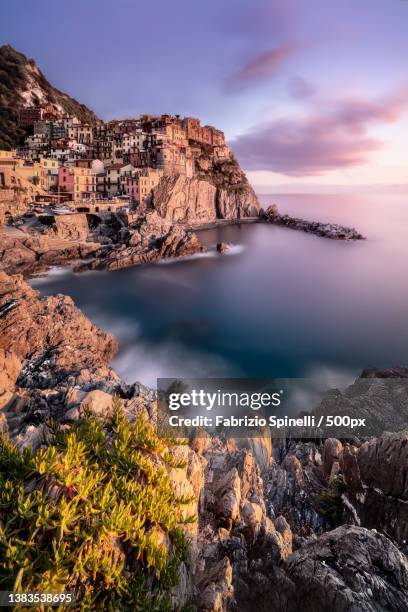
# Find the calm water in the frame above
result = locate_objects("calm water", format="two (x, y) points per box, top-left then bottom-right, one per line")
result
(31, 193), (408, 386)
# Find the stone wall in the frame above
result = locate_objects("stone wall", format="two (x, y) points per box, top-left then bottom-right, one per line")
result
(0, 189), (32, 224)
(0, 165), (44, 224)
(54, 213), (89, 241)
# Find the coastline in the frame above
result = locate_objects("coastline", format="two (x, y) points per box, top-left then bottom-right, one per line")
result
(187, 217), (261, 231)
(0, 208), (365, 278)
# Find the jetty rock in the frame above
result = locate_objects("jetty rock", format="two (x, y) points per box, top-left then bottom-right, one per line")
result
(216, 242), (230, 253)
(263, 204), (365, 240)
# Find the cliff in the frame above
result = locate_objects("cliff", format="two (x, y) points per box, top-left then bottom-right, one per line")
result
(148, 150), (260, 224)
(0, 45), (99, 149)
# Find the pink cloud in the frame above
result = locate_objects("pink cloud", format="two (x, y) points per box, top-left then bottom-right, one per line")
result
(230, 86), (408, 176)
(225, 44), (297, 91)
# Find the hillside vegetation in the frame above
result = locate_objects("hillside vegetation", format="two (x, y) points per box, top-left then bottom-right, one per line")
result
(0, 45), (99, 149)
(0, 399), (193, 611)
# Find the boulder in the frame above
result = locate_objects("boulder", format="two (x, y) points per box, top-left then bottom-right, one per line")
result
(342, 431), (408, 544)
(322, 438), (343, 477)
(80, 389), (115, 417)
(282, 525), (408, 611)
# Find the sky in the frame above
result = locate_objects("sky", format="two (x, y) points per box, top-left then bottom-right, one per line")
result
(1, 0), (408, 191)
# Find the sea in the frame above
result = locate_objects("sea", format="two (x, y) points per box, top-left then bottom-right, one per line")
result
(30, 193), (408, 388)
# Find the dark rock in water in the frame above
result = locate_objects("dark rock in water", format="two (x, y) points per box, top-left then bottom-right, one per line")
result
(216, 242), (230, 253)
(264, 204), (279, 218)
(263, 204), (365, 240)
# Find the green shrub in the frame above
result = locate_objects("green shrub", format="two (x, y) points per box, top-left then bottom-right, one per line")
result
(0, 399), (194, 611)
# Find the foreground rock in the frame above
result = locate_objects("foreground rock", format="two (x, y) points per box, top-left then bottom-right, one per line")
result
(263, 204), (365, 240)
(0, 270), (117, 390)
(265, 440), (329, 539)
(314, 372), (408, 440)
(341, 431), (408, 546)
(0, 270), (124, 446)
(278, 526), (408, 612)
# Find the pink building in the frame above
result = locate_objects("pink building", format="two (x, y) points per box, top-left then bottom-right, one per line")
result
(58, 165), (96, 199)
(124, 175), (139, 202)
(58, 166), (74, 195)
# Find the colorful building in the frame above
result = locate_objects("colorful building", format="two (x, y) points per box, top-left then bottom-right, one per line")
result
(123, 167), (162, 205)
(58, 165), (96, 199)
(40, 157), (60, 191)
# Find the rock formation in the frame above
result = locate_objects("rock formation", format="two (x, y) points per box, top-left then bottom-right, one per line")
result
(217, 242), (230, 254)
(147, 152), (260, 225)
(314, 373), (408, 438)
(0, 270), (118, 389)
(0, 230), (101, 275)
(75, 211), (205, 272)
(263, 204), (365, 240)
(341, 431), (408, 545)
(277, 526), (408, 612)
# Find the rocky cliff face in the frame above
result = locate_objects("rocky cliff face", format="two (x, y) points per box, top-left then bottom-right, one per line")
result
(341, 431), (408, 545)
(148, 153), (260, 224)
(0, 270), (118, 391)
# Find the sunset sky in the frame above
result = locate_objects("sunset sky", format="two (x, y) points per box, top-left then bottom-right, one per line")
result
(2, 0), (408, 190)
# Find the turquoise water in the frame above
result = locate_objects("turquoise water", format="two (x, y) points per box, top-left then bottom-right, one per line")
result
(31, 193), (408, 386)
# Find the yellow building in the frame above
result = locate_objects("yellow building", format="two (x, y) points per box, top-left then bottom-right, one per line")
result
(40, 157), (60, 191)
(0, 152), (41, 186)
(0, 150), (18, 165)
(16, 163), (42, 186)
(124, 167), (162, 204)
(59, 165), (96, 199)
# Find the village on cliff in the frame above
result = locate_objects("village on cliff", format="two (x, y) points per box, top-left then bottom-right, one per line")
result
(0, 106), (230, 225)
